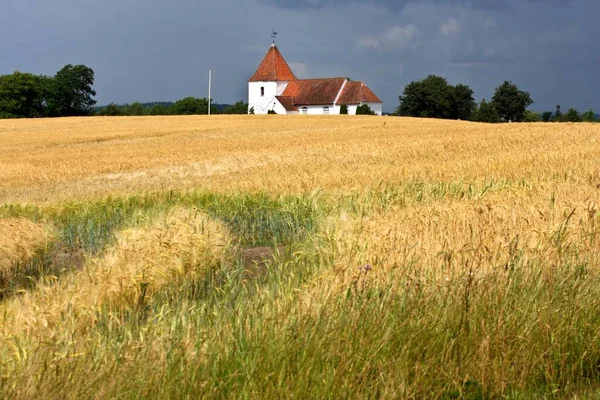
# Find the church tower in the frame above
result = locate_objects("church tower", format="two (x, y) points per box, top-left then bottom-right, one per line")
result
(248, 40), (297, 114)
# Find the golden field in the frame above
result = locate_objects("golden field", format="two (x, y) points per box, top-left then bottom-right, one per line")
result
(2, 115), (599, 202)
(1, 115), (600, 398)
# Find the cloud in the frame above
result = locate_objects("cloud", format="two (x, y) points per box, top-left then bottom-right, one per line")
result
(358, 24), (419, 53)
(440, 19), (460, 37)
(258, 0), (571, 12)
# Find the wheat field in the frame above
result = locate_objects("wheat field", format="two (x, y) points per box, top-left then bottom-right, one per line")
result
(1, 115), (600, 398)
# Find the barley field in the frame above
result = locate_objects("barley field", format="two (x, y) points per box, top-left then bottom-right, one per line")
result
(1, 115), (600, 398)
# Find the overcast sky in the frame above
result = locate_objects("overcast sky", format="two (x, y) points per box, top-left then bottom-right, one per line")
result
(2, 0), (598, 113)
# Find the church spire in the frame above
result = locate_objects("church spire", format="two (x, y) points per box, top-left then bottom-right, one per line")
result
(248, 42), (297, 82)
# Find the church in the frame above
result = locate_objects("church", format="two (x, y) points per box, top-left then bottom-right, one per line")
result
(248, 42), (383, 115)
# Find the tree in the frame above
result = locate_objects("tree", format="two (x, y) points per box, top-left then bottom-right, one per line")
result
(581, 109), (596, 122)
(563, 108), (582, 122)
(96, 103), (124, 116)
(47, 64), (97, 116)
(522, 110), (541, 122)
(491, 81), (533, 122)
(396, 75), (475, 120)
(356, 104), (376, 115)
(223, 101), (248, 114)
(340, 104), (348, 115)
(397, 75), (454, 119)
(123, 102), (144, 116)
(541, 111), (553, 122)
(554, 105), (562, 120)
(451, 84), (476, 120)
(473, 99), (500, 123)
(0, 72), (47, 118)
(169, 97), (208, 115)
(146, 104), (166, 116)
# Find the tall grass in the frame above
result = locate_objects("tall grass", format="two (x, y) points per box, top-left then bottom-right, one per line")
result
(2, 116), (600, 398)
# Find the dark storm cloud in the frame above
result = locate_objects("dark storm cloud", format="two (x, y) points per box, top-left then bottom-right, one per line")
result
(257, 0), (570, 12)
(0, 0), (597, 114)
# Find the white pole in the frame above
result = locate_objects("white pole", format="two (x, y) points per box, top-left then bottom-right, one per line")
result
(208, 68), (212, 115)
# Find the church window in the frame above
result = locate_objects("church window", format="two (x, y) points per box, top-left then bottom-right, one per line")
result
(323, 106), (329, 115)
(260, 87), (265, 96)
(302, 107), (308, 114)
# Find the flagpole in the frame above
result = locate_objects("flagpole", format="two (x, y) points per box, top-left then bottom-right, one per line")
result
(208, 68), (212, 116)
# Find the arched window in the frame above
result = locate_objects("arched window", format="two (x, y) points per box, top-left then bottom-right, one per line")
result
(260, 87), (265, 97)
(323, 106), (329, 115)
(302, 107), (308, 114)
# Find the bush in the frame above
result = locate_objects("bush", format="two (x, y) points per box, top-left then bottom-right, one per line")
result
(340, 105), (348, 115)
(268, 110), (277, 115)
(356, 104), (376, 115)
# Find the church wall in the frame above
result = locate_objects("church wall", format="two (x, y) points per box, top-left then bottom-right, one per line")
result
(298, 104), (339, 115)
(248, 81), (278, 114)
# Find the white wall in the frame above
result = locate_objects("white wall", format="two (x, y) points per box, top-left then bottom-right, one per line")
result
(298, 104), (338, 115)
(248, 81), (291, 114)
(345, 103), (383, 116)
(365, 102), (383, 116)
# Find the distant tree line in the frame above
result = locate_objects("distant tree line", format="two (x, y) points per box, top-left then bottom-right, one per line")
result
(0, 65), (97, 118)
(397, 75), (598, 123)
(96, 99), (249, 116)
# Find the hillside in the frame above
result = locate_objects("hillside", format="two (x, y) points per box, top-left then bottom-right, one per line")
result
(1, 116), (600, 398)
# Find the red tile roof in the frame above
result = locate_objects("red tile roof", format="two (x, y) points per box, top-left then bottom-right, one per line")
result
(249, 44), (298, 82)
(337, 81), (382, 104)
(282, 78), (346, 105)
(275, 96), (298, 112)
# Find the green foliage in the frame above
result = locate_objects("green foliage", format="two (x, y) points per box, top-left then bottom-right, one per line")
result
(0, 72), (48, 118)
(249, 107), (255, 115)
(491, 81), (533, 122)
(522, 110), (541, 122)
(451, 83), (476, 120)
(169, 97), (217, 115)
(554, 104), (562, 119)
(581, 109), (597, 122)
(563, 108), (582, 122)
(340, 104), (349, 115)
(267, 109), (277, 114)
(46, 64), (97, 116)
(123, 102), (144, 116)
(473, 99), (500, 123)
(541, 111), (553, 122)
(146, 104), (166, 116)
(396, 75), (475, 120)
(223, 101), (248, 114)
(96, 103), (124, 116)
(356, 104), (376, 115)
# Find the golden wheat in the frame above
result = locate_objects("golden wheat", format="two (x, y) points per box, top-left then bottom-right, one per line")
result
(2, 116), (599, 202)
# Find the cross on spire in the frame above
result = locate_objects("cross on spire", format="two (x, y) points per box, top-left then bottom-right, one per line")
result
(271, 29), (278, 44)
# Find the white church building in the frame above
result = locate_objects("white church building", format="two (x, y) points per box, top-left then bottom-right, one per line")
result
(248, 43), (383, 115)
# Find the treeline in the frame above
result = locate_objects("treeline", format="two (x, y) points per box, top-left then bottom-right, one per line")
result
(96, 99), (248, 116)
(0, 65), (96, 118)
(397, 75), (598, 123)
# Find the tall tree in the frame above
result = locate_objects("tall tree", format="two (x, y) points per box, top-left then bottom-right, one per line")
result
(473, 99), (500, 123)
(47, 64), (97, 116)
(451, 84), (476, 120)
(491, 81), (533, 122)
(581, 109), (596, 122)
(0, 72), (47, 118)
(397, 75), (454, 119)
(397, 75), (475, 120)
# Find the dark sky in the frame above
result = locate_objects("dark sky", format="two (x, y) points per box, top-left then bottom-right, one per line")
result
(2, 0), (598, 113)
